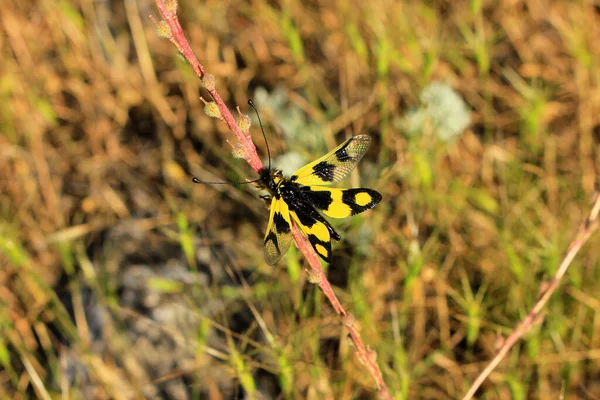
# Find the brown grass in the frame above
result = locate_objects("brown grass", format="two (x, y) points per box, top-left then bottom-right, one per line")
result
(1, 0), (600, 399)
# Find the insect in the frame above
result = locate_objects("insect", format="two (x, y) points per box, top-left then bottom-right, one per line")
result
(194, 102), (381, 265)
(256, 134), (381, 265)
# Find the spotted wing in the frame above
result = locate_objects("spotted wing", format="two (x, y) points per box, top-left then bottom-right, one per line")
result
(290, 135), (373, 186)
(289, 201), (341, 264)
(263, 197), (293, 265)
(300, 186), (382, 218)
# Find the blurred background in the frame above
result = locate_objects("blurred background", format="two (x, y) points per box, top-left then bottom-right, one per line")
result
(1, 0), (600, 399)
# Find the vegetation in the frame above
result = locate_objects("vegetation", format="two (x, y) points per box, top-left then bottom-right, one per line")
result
(1, 0), (599, 398)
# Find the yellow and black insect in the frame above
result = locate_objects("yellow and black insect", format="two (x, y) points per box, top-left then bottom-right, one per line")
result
(256, 135), (381, 265)
(193, 102), (381, 265)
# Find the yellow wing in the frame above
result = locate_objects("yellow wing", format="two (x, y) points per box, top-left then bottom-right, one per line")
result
(290, 135), (373, 186)
(289, 201), (341, 264)
(299, 186), (382, 218)
(263, 197), (293, 265)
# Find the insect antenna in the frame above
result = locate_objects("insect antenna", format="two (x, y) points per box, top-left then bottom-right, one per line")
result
(193, 100), (270, 186)
(248, 99), (271, 171)
(192, 176), (261, 185)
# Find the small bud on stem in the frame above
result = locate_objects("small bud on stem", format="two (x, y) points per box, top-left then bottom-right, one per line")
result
(204, 102), (221, 119)
(164, 0), (178, 12)
(237, 114), (251, 132)
(154, 20), (172, 39)
(201, 73), (216, 91)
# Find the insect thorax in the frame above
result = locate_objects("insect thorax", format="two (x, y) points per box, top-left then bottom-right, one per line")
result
(258, 168), (285, 198)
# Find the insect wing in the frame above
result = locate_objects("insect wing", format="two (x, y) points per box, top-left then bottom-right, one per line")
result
(300, 186), (382, 218)
(263, 197), (293, 265)
(289, 201), (341, 263)
(291, 135), (373, 186)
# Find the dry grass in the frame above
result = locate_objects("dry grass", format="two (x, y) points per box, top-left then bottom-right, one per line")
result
(1, 0), (600, 399)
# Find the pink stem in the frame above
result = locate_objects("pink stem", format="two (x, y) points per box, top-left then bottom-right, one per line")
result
(153, 2), (391, 397)
(292, 224), (391, 400)
(154, 1), (262, 172)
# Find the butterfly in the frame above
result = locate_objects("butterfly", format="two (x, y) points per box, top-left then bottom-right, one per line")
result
(256, 134), (381, 265)
(193, 101), (381, 265)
